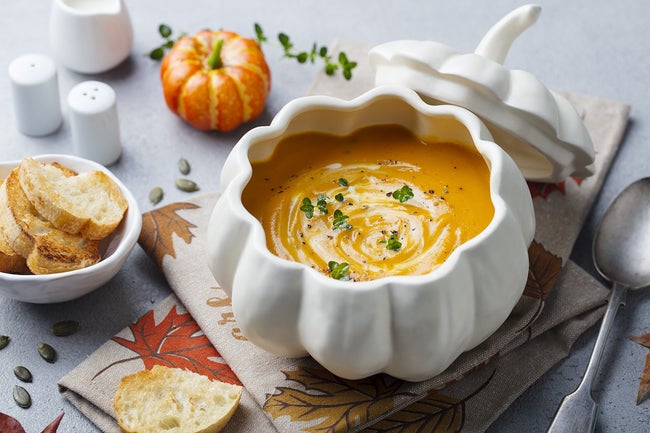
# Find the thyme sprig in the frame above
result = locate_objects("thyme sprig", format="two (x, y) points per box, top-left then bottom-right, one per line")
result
(148, 23), (357, 80)
(147, 24), (186, 60)
(332, 209), (352, 231)
(254, 23), (357, 80)
(328, 261), (350, 281)
(300, 194), (328, 219)
(392, 185), (414, 203)
(380, 232), (402, 251)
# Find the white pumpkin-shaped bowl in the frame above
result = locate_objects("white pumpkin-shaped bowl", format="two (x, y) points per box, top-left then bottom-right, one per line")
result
(207, 85), (535, 381)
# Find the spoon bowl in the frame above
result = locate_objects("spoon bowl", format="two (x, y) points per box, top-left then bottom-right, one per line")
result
(548, 177), (650, 433)
(593, 177), (650, 289)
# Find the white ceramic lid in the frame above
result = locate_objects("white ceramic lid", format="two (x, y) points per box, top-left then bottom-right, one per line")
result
(369, 4), (595, 183)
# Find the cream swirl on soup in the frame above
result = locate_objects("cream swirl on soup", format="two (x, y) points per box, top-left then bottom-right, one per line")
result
(243, 124), (494, 281)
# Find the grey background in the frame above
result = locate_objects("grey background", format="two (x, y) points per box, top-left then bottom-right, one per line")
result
(0, 0), (649, 431)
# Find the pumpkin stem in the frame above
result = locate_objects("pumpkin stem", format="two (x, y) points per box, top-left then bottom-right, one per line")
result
(207, 39), (224, 69)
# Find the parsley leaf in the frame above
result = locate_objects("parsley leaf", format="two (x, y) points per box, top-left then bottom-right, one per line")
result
(392, 185), (414, 203)
(328, 261), (350, 280)
(338, 178), (349, 187)
(335, 193), (344, 202)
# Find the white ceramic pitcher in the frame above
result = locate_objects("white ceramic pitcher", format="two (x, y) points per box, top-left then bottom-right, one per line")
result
(49, 0), (133, 74)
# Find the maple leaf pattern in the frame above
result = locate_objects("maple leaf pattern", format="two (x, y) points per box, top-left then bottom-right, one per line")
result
(630, 333), (650, 404)
(363, 393), (464, 433)
(97, 306), (241, 385)
(362, 369), (495, 433)
(138, 202), (199, 268)
(264, 368), (417, 433)
(524, 240), (562, 300)
(528, 176), (584, 200)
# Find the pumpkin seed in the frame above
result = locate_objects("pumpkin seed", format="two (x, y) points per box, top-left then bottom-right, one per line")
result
(51, 320), (79, 337)
(175, 178), (199, 192)
(177, 157), (191, 175)
(38, 342), (56, 363)
(14, 366), (32, 383)
(149, 187), (164, 205)
(0, 335), (8, 350)
(13, 385), (31, 408)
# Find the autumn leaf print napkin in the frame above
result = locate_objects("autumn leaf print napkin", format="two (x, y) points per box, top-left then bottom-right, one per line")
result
(58, 41), (631, 433)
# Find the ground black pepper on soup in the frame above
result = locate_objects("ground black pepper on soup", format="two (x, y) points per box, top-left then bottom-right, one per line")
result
(242, 124), (494, 281)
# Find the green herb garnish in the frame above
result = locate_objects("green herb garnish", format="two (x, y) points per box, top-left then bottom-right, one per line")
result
(316, 193), (328, 214)
(335, 193), (344, 202)
(338, 178), (349, 187)
(300, 197), (315, 218)
(147, 24), (186, 60)
(392, 185), (414, 203)
(255, 24), (357, 80)
(332, 209), (352, 230)
(383, 232), (402, 251)
(148, 23), (357, 80)
(301, 194), (328, 218)
(328, 261), (350, 281)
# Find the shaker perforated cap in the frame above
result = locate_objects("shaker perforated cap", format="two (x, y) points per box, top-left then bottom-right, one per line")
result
(369, 4), (595, 183)
(67, 81), (122, 166)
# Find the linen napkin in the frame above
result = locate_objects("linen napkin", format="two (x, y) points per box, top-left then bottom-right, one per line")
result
(59, 41), (630, 433)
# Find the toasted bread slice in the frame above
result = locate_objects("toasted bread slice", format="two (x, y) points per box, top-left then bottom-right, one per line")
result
(0, 179), (29, 274)
(0, 230), (28, 274)
(114, 365), (242, 433)
(18, 157), (128, 240)
(0, 168), (101, 274)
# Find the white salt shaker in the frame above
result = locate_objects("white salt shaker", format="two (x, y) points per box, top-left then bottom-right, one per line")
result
(67, 81), (121, 166)
(8, 54), (62, 136)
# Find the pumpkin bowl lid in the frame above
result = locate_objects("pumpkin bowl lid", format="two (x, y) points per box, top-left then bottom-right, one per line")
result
(369, 4), (594, 183)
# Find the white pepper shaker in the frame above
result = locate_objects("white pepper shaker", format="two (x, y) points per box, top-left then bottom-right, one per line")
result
(8, 54), (62, 136)
(67, 81), (122, 166)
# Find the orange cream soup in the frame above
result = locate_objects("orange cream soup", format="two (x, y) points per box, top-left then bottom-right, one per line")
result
(243, 124), (494, 281)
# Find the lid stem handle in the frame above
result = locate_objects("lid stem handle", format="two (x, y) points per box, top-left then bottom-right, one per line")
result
(474, 4), (541, 64)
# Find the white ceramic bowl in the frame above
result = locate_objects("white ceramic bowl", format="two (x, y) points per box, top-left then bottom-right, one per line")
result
(207, 86), (535, 381)
(0, 154), (141, 303)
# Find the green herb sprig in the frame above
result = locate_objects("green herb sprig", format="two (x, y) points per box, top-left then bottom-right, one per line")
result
(147, 24), (186, 60)
(300, 197), (315, 218)
(254, 23), (357, 80)
(316, 193), (328, 214)
(392, 185), (414, 203)
(332, 209), (352, 230)
(381, 232), (402, 251)
(328, 261), (350, 281)
(148, 23), (357, 80)
(300, 194), (328, 219)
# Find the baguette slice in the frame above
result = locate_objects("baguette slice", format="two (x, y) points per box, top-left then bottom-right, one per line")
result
(114, 365), (242, 433)
(18, 157), (128, 240)
(0, 180), (28, 274)
(0, 168), (101, 274)
(0, 231), (28, 274)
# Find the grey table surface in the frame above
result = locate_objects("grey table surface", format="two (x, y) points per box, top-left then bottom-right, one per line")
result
(1, 0), (649, 431)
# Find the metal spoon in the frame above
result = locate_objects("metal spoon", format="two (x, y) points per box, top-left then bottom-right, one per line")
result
(547, 177), (650, 433)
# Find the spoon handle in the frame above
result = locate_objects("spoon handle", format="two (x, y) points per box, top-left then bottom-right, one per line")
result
(546, 282), (627, 433)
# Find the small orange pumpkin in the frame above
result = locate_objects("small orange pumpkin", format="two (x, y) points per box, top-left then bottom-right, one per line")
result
(160, 30), (271, 131)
